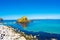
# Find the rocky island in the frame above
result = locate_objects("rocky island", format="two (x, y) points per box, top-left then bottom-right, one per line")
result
(17, 16), (30, 27)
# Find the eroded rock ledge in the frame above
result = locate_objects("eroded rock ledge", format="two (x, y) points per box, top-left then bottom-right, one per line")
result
(0, 25), (38, 40)
(0, 25), (26, 40)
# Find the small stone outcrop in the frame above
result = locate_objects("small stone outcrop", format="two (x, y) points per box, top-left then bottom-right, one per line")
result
(0, 18), (3, 22)
(17, 16), (30, 27)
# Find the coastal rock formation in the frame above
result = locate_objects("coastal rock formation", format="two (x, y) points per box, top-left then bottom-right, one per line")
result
(0, 25), (26, 40)
(0, 25), (38, 40)
(17, 16), (30, 27)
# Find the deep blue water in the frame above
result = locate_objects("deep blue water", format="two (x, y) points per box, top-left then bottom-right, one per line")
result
(1, 19), (60, 34)
(0, 19), (60, 40)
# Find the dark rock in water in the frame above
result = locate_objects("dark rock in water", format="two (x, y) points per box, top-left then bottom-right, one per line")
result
(17, 16), (30, 27)
(0, 18), (3, 22)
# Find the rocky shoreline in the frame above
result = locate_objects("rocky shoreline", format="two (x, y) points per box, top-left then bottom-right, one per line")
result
(0, 25), (38, 40)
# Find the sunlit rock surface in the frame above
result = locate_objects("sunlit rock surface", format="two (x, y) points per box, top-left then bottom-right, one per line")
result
(0, 25), (38, 40)
(0, 25), (26, 40)
(17, 16), (30, 27)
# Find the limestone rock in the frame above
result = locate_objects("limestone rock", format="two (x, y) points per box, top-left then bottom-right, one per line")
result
(17, 16), (30, 27)
(0, 25), (26, 40)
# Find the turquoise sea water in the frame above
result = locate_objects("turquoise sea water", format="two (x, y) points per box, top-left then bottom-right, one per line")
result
(1, 19), (60, 34)
(25, 19), (60, 34)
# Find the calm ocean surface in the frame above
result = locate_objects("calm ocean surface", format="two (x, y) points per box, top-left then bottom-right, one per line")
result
(1, 19), (60, 34)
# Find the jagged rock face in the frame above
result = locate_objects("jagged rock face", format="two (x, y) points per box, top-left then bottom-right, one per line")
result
(17, 16), (30, 27)
(0, 25), (26, 40)
(17, 16), (29, 23)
